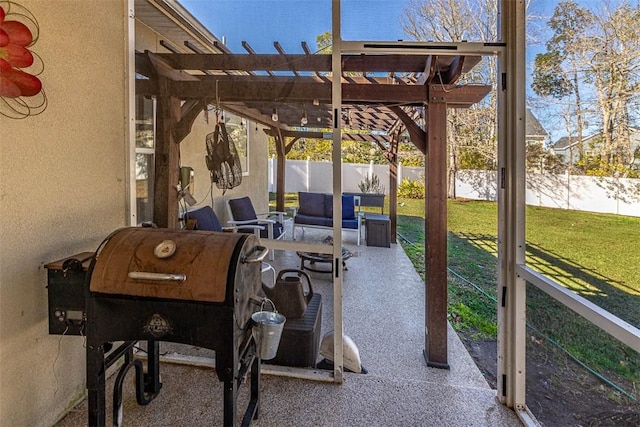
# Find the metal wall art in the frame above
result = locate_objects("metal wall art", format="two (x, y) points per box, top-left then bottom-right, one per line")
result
(0, 1), (46, 118)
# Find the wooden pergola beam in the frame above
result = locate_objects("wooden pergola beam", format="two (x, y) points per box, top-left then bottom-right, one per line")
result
(195, 74), (402, 85)
(389, 105), (427, 154)
(136, 79), (490, 107)
(262, 129), (392, 144)
(416, 56), (435, 85)
(174, 99), (206, 143)
(387, 133), (399, 244)
(149, 53), (481, 74)
(220, 102), (291, 130)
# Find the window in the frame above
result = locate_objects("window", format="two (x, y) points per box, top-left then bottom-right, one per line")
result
(135, 94), (155, 223)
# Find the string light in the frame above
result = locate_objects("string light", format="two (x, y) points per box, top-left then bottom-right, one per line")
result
(271, 107), (278, 122)
(301, 110), (308, 126)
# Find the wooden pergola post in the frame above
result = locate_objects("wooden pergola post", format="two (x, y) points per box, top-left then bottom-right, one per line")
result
(388, 133), (399, 243)
(424, 93), (449, 368)
(153, 76), (181, 228)
(273, 127), (287, 212)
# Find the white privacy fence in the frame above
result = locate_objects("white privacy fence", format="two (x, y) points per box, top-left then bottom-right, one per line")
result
(455, 170), (640, 217)
(268, 158), (423, 194)
(268, 158), (640, 217)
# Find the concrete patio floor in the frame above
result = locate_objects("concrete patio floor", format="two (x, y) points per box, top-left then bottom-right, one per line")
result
(55, 225), (523, 426)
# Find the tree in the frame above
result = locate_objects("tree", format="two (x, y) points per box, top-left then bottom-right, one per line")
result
(316, 31), (332, 54)
(587, 2), (640, 172)
(532, 1), (593, 170)
(402, 0), (498, 198)
(532, 1), (640, 176)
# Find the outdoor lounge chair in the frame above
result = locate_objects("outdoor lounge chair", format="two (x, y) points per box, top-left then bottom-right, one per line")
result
(182, 205), (225, 231)
(183, 205), (264, 236)
(226, 196), (287, 260)
(292, 192), (362, 245)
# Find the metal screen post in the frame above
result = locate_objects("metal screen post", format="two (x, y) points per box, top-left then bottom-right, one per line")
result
(331, 0), (344, 383)
(497, 0), (528, 414)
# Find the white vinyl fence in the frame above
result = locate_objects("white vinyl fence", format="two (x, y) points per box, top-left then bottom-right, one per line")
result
(268, 158), (640, 217)
(269, 158), (423, 194)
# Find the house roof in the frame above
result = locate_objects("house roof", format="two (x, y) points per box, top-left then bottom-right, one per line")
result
(134, 0), (229, 54)
(552, 126), (640, 151)
(553, 136), (572, 150)
(526, 108), (548, 139)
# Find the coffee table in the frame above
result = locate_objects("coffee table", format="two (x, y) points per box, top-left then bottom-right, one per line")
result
(296, 247), (353, 273)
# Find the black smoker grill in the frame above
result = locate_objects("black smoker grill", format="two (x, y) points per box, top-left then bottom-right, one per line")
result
(47, 227), (267, 426)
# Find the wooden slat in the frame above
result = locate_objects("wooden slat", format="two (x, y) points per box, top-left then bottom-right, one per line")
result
(442, 55), (465, 84)
(301, 41), (321, 78)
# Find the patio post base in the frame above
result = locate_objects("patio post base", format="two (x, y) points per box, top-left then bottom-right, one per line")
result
(423, 349), (450, 370)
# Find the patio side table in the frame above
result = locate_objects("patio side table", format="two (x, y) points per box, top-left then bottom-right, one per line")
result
(365, 214), (391, 247)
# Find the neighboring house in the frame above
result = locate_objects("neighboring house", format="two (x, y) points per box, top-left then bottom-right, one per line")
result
(525, 108), (550, 173)
(552, 126), (640, 169)
(525, 108), (549, 146)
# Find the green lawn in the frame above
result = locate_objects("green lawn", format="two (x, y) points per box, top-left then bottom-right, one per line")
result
(394, 197), (640, 390)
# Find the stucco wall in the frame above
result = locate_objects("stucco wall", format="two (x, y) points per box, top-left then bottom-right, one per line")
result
(0, 1), (130, 425)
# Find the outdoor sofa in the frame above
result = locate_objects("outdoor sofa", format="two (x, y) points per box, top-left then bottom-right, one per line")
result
(292, 191), (362, 245)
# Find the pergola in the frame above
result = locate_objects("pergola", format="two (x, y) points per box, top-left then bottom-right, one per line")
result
(135, 46), (491, 370)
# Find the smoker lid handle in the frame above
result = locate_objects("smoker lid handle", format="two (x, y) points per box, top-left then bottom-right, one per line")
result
(128, 271), (186, 282)
(242, 246), (269, 264)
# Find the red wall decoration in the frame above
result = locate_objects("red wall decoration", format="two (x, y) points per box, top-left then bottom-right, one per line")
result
(0, 1), (46, 118)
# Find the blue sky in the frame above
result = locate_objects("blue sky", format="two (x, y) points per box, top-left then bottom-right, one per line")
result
(180, 0), (407, 53)
(180, 0), (567, 54)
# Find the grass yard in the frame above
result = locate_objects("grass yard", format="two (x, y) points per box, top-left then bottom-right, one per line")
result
(394, 197), (640, 389)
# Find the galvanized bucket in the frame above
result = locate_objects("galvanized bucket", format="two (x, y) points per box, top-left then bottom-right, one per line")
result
(251, 302), (285, 360)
